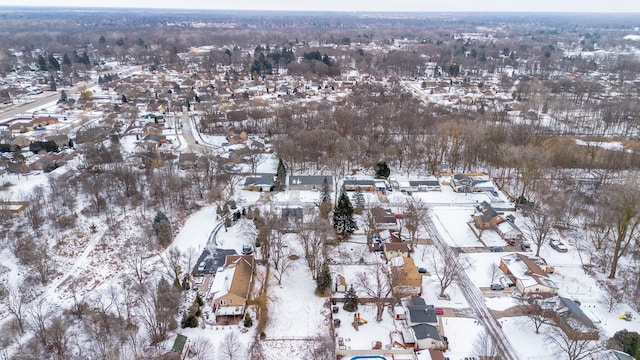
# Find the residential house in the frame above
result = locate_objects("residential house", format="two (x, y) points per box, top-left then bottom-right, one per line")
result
(288, 175), (333, 192)
(343, 179), (386, 192)
(383, 242), (410, 260)
(542, 297), (599, 340)
(46, 134), (69, 148)
(473, 201), (501, 229)
(396, 177), (442, 192)
(499, 253), (559, 296)
(211, 255), (255, 320)
(403, 297), (438, 326)
(178, 152), (198, 169)
(474, 201), (523, 242)
(370, 207), (398, 231)
(402, 323), (446, 351)
(11, 136), (30, 149)
(495, 220), (523, 241)
(390, 256), (422, 298)
(281, 206), (303, 230)
(243, 174), (274, 192)
(450, 173), (494, 193)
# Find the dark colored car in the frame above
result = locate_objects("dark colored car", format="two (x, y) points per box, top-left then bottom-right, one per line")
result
(489, 246), (503, 252)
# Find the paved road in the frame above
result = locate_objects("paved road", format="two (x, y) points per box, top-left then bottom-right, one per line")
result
(424, 210), (519, 360)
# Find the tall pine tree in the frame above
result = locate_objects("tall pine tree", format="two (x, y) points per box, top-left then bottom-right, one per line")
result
(321, 177), (331, 202)
(275, 158), (286, 191)
(343, 285), (358, 312)
(333, 191), (356, 237)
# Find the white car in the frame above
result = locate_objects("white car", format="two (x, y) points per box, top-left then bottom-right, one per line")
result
(550, 239), (568, 253)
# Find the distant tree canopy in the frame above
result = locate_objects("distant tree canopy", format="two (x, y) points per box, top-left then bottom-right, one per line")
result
(29, 140), (59, 153)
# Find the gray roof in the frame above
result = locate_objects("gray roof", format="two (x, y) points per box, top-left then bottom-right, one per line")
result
(559, 297), (597, 329)
(407, 295), (427, 307)
(409, 180), (440, 187)
(411, 323), (441, 341)
(343, 179), (376, 186)
(244, 174), (274, 187)
(408, 304), (437, 324)
(289, 175), (333, 186)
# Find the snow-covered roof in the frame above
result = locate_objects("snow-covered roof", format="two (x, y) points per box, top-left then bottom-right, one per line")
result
(211, 266), (236, 301)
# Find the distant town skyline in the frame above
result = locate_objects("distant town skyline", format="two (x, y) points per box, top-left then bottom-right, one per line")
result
(1, 0), (640, 13)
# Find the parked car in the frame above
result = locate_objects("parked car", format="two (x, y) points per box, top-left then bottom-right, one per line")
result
(418, 267), (427, 274)
(489, 246), (503, 252)
(550, 239), (568, 253)
(500, 276), (515, 287)
(521, 242), (532, 251)
(242, 244), (254, 255)
(490, 284), (504, 291)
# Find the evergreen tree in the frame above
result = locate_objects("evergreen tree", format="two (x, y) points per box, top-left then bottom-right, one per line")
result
(343, 285), (358, 312)
(48, 75), (56, 92)
(353, 187), (365, 209)
(610, 330), (640, 359)
(316, 264), (332, 294)
(321, 177), (331, 202)
(333, 191), (356, 237)
(153, 211), (172, 247)
(59, 90), (67, 103)
(121, 94), (128, 103)
(243, 313), (253, 327)
(275, 158), (286, 191)
(48, 54), (60, 71)
(62, 53), (72, 66)
(37, 55), (47, 71)
(374, 161), (391, 179)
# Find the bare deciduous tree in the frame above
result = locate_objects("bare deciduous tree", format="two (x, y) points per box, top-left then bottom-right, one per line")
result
(522, 297), (549, 334)
(601, 280), (624, 313)
(192, 336), (215, 360)
(404, 199), (428, 250)
(524, 204), (554, 257)
(545, 325), (603, 360)
(488, 263), (501, 284)
(272, 249), (295, 285)
(219, 331), (243, 360)
(5, 286), (26, 334)
(432, 247), (469, 299)
(602, 179), (640, 279)
(355, 264), (392, 322)
(473, 331), (499, 359)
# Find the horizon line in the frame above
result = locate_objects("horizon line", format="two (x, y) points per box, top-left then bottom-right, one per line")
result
(1, 5), (639, 14)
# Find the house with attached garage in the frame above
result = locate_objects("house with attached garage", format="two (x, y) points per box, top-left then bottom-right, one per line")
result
(370, 207), (398, 231)
(393, 177), (442, 192)
(210, 255), (255, 321)
(499, 253), (559, 296)
(243, 173), (274, 192)
(474, 201), (523, 243)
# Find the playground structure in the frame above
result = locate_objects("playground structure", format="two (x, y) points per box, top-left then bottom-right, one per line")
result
(352, 312), (368, 331)
(619, 312), (633, 321)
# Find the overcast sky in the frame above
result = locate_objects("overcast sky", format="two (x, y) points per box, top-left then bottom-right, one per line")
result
(1, 0), (639, 13)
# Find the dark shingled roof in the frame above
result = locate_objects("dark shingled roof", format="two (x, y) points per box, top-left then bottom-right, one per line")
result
(412, 323), (441, 341)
